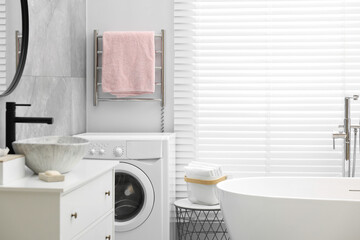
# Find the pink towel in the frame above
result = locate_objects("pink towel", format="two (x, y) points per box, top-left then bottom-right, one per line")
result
(101, 31), (155, 97)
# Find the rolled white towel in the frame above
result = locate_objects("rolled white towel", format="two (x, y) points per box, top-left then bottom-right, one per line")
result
(185, 166), (217, 179)
(188, 161), (223, 177)
(185, 161), (223, 180)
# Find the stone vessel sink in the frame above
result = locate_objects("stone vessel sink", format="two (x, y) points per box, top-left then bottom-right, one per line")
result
(12, 136), (89, 174)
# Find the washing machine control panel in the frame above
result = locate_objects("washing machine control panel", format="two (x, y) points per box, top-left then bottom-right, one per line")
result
(85, 141), (126, 159)
(80, 137), (163, 160)
(113, 146), (124, 157)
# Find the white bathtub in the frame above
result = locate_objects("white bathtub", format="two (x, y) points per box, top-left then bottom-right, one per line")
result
(217, 177), (360, 240)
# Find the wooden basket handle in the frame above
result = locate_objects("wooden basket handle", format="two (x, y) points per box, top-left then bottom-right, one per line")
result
(184, 175), (227, 185)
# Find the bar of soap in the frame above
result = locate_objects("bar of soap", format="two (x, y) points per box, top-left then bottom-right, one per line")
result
(44, 170), (61, 176)
(39, 170), (65, 182)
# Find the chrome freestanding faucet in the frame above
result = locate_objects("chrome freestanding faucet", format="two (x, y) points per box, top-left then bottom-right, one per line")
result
(333, 95), (359, 177)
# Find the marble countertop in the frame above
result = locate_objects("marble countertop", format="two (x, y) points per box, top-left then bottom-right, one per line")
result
(0, 160), (118, 193)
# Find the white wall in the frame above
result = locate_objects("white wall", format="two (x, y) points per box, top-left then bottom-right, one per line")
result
(86, 0), (174, 133)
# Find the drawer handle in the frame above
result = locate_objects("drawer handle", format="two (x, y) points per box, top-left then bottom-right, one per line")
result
(105, 191), (111, 196)
(105, 235), (111, 240)
(71, 212), (78, 219)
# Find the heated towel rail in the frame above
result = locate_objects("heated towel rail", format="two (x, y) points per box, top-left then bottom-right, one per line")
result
(93, 29), (165, 107)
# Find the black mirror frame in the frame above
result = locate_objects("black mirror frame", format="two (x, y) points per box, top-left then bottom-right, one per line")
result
(0, 0), (29, 97)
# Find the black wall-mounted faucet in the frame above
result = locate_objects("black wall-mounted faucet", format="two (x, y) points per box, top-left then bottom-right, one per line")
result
(6, 102), (54, 154)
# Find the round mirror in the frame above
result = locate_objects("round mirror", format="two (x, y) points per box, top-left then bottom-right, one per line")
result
(0, 0), (28, 97)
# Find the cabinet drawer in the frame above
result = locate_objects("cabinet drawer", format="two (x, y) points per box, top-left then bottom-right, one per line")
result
(61, 170), (113, 239)
(74, 212), (113, 240)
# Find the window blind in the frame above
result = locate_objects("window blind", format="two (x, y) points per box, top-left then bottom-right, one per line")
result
(174, 0), (360, 198)
(0, 0), (5, 93)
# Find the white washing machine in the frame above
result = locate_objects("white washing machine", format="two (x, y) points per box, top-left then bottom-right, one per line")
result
(76, 133), (176, 240)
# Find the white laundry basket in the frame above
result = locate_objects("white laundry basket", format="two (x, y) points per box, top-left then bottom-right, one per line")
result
(185, 175), (227, 205)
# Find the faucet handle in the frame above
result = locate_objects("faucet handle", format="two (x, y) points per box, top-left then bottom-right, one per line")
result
(332, 132), (346, 150)
(15, 104), (31, 107)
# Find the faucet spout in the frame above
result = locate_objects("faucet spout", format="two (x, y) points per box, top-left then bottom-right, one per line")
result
(15, 117), (53, 124)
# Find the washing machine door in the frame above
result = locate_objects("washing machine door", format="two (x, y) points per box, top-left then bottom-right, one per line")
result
(114, 162), (155, 232)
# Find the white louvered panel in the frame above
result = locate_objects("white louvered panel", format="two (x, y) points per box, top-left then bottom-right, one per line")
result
(0, 0), (5, 92)
(174, 0), (360, 199)
(0, 71), (6, 78)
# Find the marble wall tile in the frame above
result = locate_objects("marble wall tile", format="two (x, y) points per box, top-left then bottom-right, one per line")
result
(15, 76), (72, 140)
(15, 77), (87, 140)
(0, 0), (87, 148)
(24, 0), (71, 77)
(24, 0), (86, 78)
(70, 77), (86, 134)
(70, 0), (86, 77)
(0, 76), (86, 146)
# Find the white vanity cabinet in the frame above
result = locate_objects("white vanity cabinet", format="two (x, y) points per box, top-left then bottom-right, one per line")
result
(0, 160), (118, 240)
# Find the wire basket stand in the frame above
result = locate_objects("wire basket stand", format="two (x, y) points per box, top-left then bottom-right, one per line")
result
(175, 199), (230, 240)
